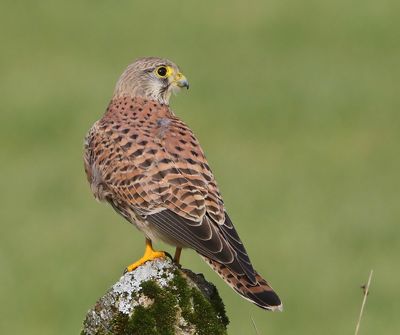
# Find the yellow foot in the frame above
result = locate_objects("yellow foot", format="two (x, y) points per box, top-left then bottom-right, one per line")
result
(124, 239), (166, 273)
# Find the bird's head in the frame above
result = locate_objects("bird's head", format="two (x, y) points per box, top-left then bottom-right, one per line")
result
(113, 57), (189, 105)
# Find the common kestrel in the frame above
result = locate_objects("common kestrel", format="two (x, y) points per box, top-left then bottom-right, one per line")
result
(84, 57), (282, 311)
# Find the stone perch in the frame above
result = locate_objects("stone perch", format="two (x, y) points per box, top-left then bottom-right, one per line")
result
(81, 258), (229, 335)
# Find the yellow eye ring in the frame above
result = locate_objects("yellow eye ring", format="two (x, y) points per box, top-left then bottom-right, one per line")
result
(155, 66), (170, 78)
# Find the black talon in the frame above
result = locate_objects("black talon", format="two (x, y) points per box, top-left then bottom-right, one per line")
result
(164, 251), (173, 261)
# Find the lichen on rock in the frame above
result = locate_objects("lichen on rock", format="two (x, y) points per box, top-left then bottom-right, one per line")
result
(81, 258), (229, 335)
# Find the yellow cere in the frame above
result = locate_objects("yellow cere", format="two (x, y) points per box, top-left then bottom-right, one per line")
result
(175, 72), (183, 80)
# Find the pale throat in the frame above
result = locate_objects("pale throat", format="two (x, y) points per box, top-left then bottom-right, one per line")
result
(114, 81), (172, 105)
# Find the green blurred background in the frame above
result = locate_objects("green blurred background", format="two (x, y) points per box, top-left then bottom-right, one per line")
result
(1, 0), (399, 334)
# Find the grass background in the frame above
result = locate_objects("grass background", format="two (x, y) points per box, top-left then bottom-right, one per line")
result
(1, 0), (399, 334)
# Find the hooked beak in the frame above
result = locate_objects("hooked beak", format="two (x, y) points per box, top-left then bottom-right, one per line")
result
(174, 72), (189, 89)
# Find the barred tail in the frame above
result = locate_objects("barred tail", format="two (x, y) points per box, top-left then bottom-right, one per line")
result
(202, 256), (283, 311)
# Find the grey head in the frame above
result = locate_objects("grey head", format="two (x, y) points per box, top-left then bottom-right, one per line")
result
(113, 57), (189, 105)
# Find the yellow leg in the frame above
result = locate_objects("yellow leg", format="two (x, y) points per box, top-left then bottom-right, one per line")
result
(174, 247), (182, 264)
(125, 238), (166, 272)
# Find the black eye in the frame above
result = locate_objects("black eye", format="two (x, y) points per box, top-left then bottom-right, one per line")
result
(157, 66), (167, 77)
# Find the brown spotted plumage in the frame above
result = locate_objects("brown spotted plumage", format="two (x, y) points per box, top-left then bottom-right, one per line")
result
(84, 57), (282, 311)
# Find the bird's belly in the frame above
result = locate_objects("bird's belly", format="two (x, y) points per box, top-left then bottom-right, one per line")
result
(104, 192), (187, 248)
(133, 217), (186, 248)
(113, 202), (185, 248)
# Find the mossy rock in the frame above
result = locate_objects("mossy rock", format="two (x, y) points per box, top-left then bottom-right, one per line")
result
(81, 258), (229, 335)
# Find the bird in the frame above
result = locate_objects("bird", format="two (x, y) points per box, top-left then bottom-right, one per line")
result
(83, 57), (282, 311)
